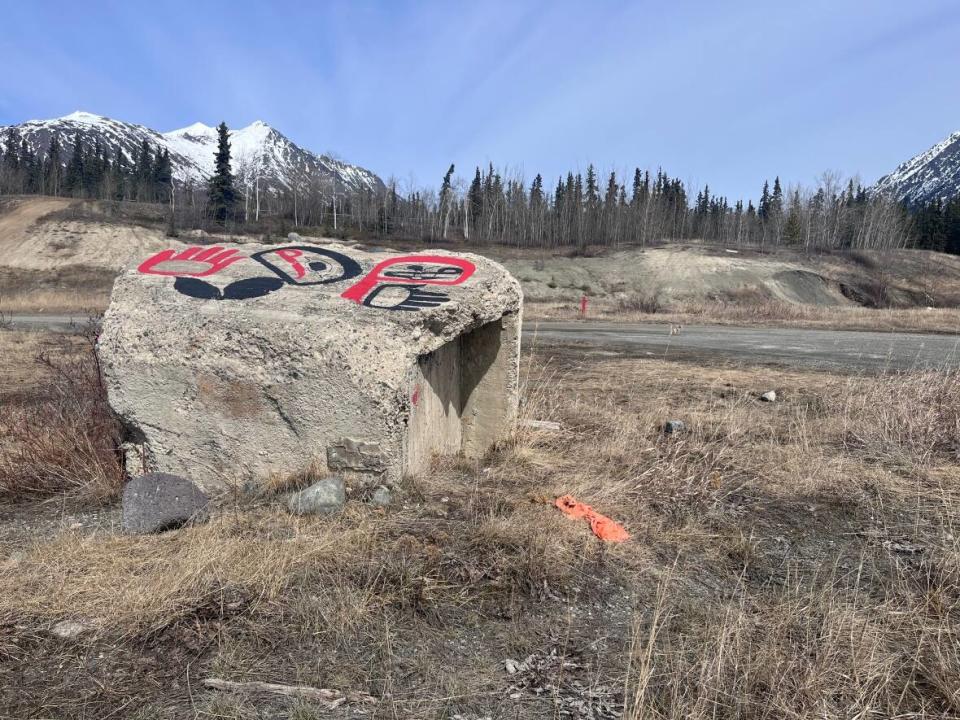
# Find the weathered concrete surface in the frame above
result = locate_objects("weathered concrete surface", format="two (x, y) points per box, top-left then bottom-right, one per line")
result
(98, 237), (522, 492)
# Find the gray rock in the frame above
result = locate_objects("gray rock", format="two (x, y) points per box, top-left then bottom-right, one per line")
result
(122, 473), (209, 534)
(51, 620), (93, 639)
(288, 476), (346, 515)
(370, 486), (393, 507)
(760, 391), (777, 402)
(663, 420), (686, 434)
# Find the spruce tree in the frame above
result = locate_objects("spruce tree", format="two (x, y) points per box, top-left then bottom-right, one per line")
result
(46, 134), (62, 195)
(771, 176), (783, 216)
(468, 167), (483, 231)
(758, 180), (770, 220)
(207, 122), (237, 225)
(530, 174), (544, 207)
(64, 133), (84, 196)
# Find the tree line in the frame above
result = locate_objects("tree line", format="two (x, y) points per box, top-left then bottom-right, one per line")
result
(0, 122), (954, 254)
(370, 165), (914, 252)
(912, 197), (960, 255)
(0, 128), (174, 204)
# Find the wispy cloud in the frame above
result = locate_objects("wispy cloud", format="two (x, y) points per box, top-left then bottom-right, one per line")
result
(1, 0), (958, 200)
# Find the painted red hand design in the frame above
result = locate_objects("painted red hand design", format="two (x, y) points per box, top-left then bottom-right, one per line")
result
(137, 246), (245, 277)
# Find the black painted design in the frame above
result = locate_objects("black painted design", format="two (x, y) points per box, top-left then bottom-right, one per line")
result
(381, 264), (464, 282)
(174, 276), (284, 301)
(250, 246), (363, 286)
(361, 284), (451, 311)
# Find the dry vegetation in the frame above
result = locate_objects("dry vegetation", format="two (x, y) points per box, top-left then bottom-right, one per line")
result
(0, 332), (959, 717)
(0, 266), (113, 314)
(0, 330), (123, 501)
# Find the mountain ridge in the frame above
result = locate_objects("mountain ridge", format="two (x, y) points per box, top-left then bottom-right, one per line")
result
(0, 111), (383, 195)
(873, 129), (960, 206)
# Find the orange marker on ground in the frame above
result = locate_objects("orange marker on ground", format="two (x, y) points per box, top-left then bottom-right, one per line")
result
(554, 495), (630, 543)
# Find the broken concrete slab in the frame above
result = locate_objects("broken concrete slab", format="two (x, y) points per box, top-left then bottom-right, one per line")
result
(327, 438), (387, 472)
(98, 237), (522, 493)
(121, 472), (209, 533)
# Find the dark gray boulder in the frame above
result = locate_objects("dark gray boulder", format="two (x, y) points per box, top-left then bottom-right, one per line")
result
(121, 473), (210, 534)
(663, 420), (686, 434)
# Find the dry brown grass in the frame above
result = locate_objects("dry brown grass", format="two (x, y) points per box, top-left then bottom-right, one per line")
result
(0, 334), (958, 717)
(0, 330), (123, 501)
(528, 297), (960, 334)
(0, 287), (111, 313)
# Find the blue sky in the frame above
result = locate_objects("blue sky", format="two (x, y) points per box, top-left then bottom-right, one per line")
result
(2, 0), (959, 202)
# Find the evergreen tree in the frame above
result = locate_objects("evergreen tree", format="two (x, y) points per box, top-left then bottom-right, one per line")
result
(771, 176), (783, 216)
(207, 122), (237, 224)
(758, 180), (771, 220)
(604, 171), (618, 209)
(585, 164), (600, 209)
(784, 189), (802, 244)
(530, 174), (544, 207)
(153, 147), (172, 203)
(64, 132), (85, 196)
(134, 139), (152, 201)
(112, 145), (127, 200)
(468, 167), (483, 230)
(45, 134), (62, 195)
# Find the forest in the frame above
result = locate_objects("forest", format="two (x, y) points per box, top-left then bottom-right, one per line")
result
(1, 125), (958, 255)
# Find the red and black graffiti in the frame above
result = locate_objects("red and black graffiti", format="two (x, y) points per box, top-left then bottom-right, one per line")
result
(137, 246), (245, 277)
(340, 255), (475, 311)
(137, 245), (476, 312)
(249, 246), (362, 286)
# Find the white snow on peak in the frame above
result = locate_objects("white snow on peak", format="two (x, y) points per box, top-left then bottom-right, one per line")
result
(874, 128), (960, 204)
(3, 111), (381, 192)
(161, 121), (279, 180)
(164, 121), (215, 137)
(59, 111), (107, 124)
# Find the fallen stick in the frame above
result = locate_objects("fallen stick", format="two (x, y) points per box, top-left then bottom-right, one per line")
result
(203, 678), (377, 707)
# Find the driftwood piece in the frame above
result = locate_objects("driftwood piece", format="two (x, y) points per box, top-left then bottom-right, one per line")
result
(203, 678), (377, 707)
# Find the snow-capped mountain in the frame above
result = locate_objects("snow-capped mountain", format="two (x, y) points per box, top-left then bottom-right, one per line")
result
(0, 111), (383, 194)
(873, 130), (960, 206)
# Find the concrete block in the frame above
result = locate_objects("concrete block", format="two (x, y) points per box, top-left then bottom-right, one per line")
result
(98, 238), (523, 492)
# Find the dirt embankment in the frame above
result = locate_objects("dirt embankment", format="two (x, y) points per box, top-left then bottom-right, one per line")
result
(1, 197), (959, 317)
(497, 244), (960, 310)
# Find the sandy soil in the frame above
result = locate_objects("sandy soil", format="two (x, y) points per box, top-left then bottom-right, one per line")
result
(0, 197), (170, 271)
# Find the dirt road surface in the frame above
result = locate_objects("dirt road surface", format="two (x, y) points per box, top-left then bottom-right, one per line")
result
(527, 320), (960, 372)
(7, 314), (959, 372)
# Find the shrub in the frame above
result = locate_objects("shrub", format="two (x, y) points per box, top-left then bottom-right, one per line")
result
(617, 292), (663, 314)
(0, 334), (124, 501)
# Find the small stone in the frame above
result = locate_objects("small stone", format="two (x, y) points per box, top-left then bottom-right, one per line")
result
(760, 391), (777, 402)
(288, 476), (346, 515)
(505, 658), (519, 674)
(521, 419), (561, 431)
(663, 420), (686, 434)
(370, 486), (393, 507)
(122, 473), (209, 534)
(51, 620), (92, 639)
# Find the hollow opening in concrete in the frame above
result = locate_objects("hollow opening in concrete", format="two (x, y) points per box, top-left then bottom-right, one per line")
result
(405, 312), (519, 475)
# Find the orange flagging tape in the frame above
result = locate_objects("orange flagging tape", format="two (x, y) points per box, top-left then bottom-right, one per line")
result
(554, 495), (630, 543)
